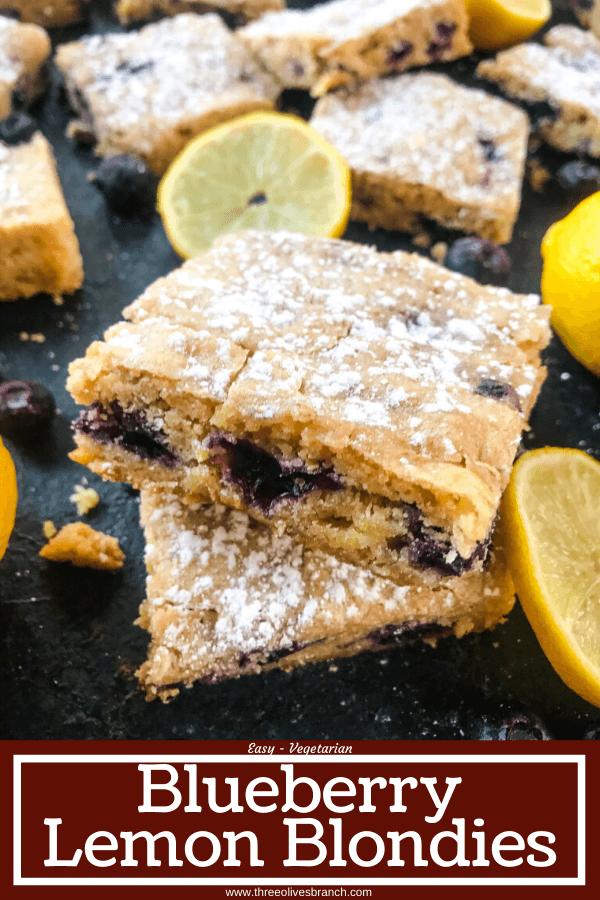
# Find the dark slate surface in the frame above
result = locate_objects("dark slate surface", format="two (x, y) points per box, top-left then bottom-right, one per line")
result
(1, 0), (599, 740)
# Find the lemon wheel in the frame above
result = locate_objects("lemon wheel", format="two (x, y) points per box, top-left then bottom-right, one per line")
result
(157, 112), (351, 259)
(501, 448), (600, 707)
(0, 437), (17, 561)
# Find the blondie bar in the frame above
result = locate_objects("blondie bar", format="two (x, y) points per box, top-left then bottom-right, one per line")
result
(55, 13), (280, 174)
(311, 73), (529, 244)
(0, 14), (50, 119)
(1, 1), (89, 27)
(136, 491), (514, 699)
(239, 0), (472, 95)
(0, 116), (83, 300)
(115, 0), (284, 26)
(571, 0), (600, 38)
(477, 25), (600, 158)
(68, 230), (550, 586)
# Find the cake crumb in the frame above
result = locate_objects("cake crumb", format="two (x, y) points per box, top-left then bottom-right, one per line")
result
(431, 241), (448, 264)
(412, 231), (431, 249)
(39, 522), (124, 570)
(53, 295), (65, 307)
(19, 331), (29, 341)
(527, 158), (551, 193)
(43, 520), (57, 539)
(70, 484), (100, 515)
(30, 333), (46, 344)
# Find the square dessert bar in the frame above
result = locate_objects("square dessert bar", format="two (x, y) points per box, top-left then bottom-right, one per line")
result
(55, 13), (280, 175)
(477, 25), (600, 158)
(0, 14), (51, 119)
(136, 491), (514, 699)
(239, 0), (472, 95)
(0, 121), (83, 300)
(311, 72), (529, 244)
(115, 0), (284, 26)
(68, 230), (550, 587)
(2, 1), (90, 27)
(571, 0), (600, 38)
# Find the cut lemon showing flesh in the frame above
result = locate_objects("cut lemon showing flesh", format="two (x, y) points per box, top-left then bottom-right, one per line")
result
(465, 0), (551, 50)
(157, 112), (351, 258)
(501, 448), (600, 707)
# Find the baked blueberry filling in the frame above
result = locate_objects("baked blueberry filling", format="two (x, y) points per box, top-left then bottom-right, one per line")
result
(116, 59), (155, 76)
(427, 21), (456, 61)
(386, 40), (414, 70)
(475, 378), (522, 413)
(478, 137), (502, 163)
(207, 434), (343, 515)
(389, 504), (492, 576)
(367, 621), (453, 649)
(74, 401), (181, 467)
(0, 112), (37, 146)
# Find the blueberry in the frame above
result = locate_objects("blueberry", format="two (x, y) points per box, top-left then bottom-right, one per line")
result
(427, 21), (456, 61)
(444, 237), (511, 287)
(0, 380), (56, 436)
(475, 378), (522, 413)
(478, 137), (502, 163)
(386, 40), (414, 70)
(74, 401), (180, 467)
(91, 155), (158, 216)
(207, 434), (342, 516)
(0, 112), (37, 146)
(478, 712), (554, 740)
(556, 160), (600, 197)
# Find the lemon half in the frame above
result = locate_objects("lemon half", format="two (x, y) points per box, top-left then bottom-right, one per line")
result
(0, 437), (17, 561)
(541, 192), (600, 377)
(465, 0), (551, 50)
(501, 448), (600, 707)
(158, 112), (351, 259)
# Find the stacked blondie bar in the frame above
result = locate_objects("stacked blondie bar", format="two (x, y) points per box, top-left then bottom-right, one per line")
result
(67, 229), (551, 699)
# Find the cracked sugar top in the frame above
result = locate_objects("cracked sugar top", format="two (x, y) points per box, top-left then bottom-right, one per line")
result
(121, 230), (550, 440)
(55, 13), (279, 161)
(242, 0), (446, 44)
(478, 25), (600, 119)
(311, 73), (529, 209)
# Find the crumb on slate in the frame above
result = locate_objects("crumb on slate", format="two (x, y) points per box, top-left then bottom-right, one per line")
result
(412, 231), (431, 249)
(431, 241), (448, 264)
(43, 520), (57, 539)
(527, 158), (551, 193)
(39, 522), (124, 570)
(70, 484), (100, 515)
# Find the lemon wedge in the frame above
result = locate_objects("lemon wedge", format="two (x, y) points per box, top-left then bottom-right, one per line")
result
(0, 437), (17, 561)
(501, 448), (600, 707)
(157, 111), (351, 259)
(541, 192), (600, 378)
(465, 0), (551, 50)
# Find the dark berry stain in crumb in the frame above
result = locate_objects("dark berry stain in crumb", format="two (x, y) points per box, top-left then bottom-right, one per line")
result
(207, 434), (343, 515)
(73, 401), (181, 467)
(116, 60), (155, 76)
(386, 40), (413, 70)
(0, 112), (37, 146)
(388, 504), (492, 577)
(91, 155), (158, 216)
(475, 378), (522, 413)
(427, 21), (456, 62)
(248, 191), (267, 206)
(0, 380), (56, 436)
(478, 137), (502, 163)
(444, 237), (511, 287)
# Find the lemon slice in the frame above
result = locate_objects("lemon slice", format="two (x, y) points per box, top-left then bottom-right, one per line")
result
(501, 448), (600, 707)
(157, 112), (351, 258)
(541, 192), (600, 377)
(465, 0), (551, 50)
(0, 437), (17, 561)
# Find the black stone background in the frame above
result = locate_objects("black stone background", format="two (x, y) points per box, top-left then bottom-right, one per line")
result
(0, 0), (599, 740)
